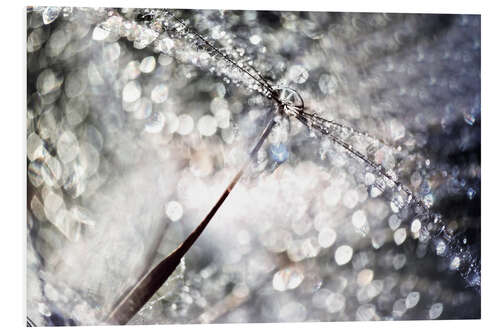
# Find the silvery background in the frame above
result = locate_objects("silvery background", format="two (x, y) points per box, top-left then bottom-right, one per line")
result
(27, 7), (480, 325)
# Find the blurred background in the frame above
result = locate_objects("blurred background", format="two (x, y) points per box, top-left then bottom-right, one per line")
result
(26, 7), (480, 325)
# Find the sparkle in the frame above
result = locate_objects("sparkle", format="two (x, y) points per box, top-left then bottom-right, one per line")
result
(436, 240), (447, 256)
(410, 219), (421, 234)
(449, 256), (460, 270)
(405, 291), (420, 309)
(429, 303), (444, 319)
(122, 80), (142, 103)
(318, 227), (337, 248)
(139, 56), (156, 73)
(151, 84), (169, 103)
(335, 245), (353, 266)
(272, 266), (304, 291)
(197, 115), (218, 136)
(165, 201), (183, 222)
(394, 228), (407, 245)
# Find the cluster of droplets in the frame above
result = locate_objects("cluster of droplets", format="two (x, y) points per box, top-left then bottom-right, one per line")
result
(90, 9), (277, 100)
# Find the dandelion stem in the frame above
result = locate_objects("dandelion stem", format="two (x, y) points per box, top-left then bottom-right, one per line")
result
(106, 117), (277, 325)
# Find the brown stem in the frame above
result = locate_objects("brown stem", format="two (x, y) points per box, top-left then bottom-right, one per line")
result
(106, 117), (276, 325)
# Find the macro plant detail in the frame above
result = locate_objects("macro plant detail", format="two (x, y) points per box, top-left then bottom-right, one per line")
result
(27, 6), (480, 326)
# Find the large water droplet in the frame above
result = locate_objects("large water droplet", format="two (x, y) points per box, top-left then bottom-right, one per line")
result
(42, 7), (61, 25)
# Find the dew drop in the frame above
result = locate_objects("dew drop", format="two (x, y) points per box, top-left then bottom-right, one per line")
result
(197, 115), (218, 137)
(122, 80), (142, 103)
(151, 84), (169, 103)
(165, 201), (183, 222)
(272, 266), (304, 291)
(394, 228), (407, 245)
(435, 239), (446, 256)
(42, 7), (61, 25)
(326, 293), (346, 313)
(449, 256), (460, 270)
(145, 112), (165, 134)
(318, 227), (337, 248)
(335, 245), (353, 266)
(429, 303), (443, 319)
(139, 56), (156, 73)
(405, 291), (420, 309)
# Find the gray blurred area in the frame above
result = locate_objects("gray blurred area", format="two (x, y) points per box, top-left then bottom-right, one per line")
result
(27, 7), (480, 325)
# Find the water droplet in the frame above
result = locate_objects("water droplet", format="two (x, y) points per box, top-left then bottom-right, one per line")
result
(318, 227), (337, 248)
(365, 172), (376, 186)
(394, 228), (407, 245)
(37, 69), (63, 95)
(65, 96), (89, 127)
(318, 74), (338, 94)
(122, 80), (141, 103)
(411, 219), (421, 234)
(123, 60), (141, 80)
(467, 187), (476, 200)
(388, 215), (401, 230)
(165, 201), (183, 222)
(145, 112), (166, 134)
(326, 293), (346, 313)
(43, 190), (65, 223)
(449, 256), (460, 270)
(390, 194), (404, 213)
(429, 303), (443, 319)
(28, 160), (44, 187)
(41, 156), (62, 187)
(27, 133), (47, 162)
(343, 189), (359, 209)
(392, 298), (407, 318)
(78, 142), (100, 179)
(27, 27), (49, 52)
(64, 70), (87, 98)
(335, 245), (353, 266)
(151, 84), (169, 103)
(423, 193), (434, 207)
(464, 112), (476, 125)
(269, 143), (289, 163)
(272, 266), (304, 291)
(177, 114), (194, 135)
(158, 37), (175, 53)
(352, 209), (369, 235)
(288, 65), (309, 84)
(435, 239), (446, 256)
(132, 98), (153, 120)
(249, 34), (262, 45)
(38, 302), (52, 317)
(42, 7), (61, 25)
(405, 291), (420, 309)
(197, 115), (218, 136)
(139, 56), (156, 73)
(356, 304), (377, 321)
(371, 230), (386, 249)
(357, 269), (374, 286)
(134, 27), (159, 49)
(56, 130), (79, 163)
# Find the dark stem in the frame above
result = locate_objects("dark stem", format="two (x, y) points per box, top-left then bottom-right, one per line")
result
(105, 117), (277, 325)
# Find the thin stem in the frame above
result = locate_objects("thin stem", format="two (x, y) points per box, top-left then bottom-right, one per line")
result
(106, 117), (277, 325)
